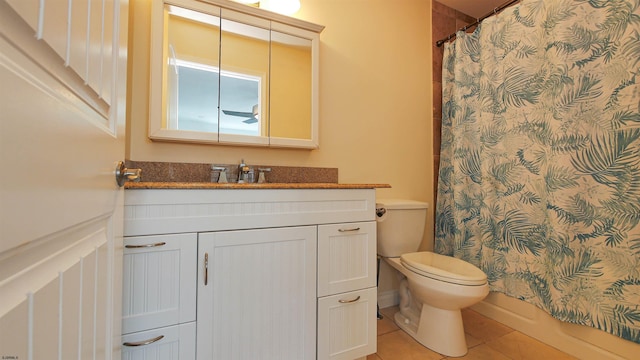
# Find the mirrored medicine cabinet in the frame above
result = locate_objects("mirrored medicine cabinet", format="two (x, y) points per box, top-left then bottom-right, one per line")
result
(148, 0), (323, 149)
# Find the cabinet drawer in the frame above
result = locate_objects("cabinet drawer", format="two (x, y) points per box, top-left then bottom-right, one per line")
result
(318, 222), (376, 297)
(123, 233), (197, 334)
(317, 287), (377, 360)
(122, 322), (196, 360)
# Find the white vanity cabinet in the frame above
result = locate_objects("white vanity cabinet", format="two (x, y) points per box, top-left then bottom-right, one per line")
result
(123, 188), (378, 360)
(122, 233), (197, 359)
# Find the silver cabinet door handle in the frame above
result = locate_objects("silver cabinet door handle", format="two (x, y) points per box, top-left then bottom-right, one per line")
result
(338, 295), (361, 304)
(338, 227), (360, 232)
(125, 242), (166, 249)
(123, 335), (164, 347)
(204, 252), (209, 286)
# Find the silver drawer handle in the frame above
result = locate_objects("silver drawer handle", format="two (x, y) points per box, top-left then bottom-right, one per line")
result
(338, 227), (360, 232)
(204, 252), (209, 286)
(338, 295), (361, 304)
(125, 242), (166, 249)
(123, 335), (164, 347)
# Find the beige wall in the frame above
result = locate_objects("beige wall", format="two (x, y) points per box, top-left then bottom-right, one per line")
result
(126, 0), (433, 292)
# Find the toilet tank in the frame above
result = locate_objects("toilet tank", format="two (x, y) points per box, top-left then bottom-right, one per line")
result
(376, 199), (429, 257)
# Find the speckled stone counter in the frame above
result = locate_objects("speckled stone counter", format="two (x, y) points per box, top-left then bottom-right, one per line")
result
(123, 160), (390, 189)
(124, 182), (391, 189)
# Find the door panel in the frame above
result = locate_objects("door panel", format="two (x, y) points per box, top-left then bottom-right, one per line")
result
(197, 226), (317, 360)
(0, 0), (128, 359)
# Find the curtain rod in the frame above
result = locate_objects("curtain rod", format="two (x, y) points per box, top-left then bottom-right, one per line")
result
(435, 0), (521, 47)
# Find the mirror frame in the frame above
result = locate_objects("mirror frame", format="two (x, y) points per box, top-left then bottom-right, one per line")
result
(148, 0), (324, 149)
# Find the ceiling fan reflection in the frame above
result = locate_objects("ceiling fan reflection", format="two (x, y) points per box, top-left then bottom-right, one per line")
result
(222, 104), (259, 124)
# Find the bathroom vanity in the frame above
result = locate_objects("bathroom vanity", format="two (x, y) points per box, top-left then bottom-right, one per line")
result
(121, 184), (385, 359)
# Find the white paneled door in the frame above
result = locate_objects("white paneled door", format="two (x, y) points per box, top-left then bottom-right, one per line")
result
(0, 0), (128, 359)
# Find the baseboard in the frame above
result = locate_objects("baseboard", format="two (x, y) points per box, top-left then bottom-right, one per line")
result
(472, 292), (639, 360)
(377, 289), (399, 309)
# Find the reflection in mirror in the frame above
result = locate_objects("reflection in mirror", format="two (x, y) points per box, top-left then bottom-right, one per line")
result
(219, 17), (269, 140)
(270, 31), (312, 141)
(172, 60), (218, 132)
(219, 70), (260, 136)
(164, 5), (220, 133)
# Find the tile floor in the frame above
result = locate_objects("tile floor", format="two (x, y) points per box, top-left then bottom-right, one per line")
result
(367, 307), (577, 360)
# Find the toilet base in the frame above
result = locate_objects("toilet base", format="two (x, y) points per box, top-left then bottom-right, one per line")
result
(393, 303), (468, 357)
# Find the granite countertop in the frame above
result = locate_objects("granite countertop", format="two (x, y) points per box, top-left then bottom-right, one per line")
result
(125, 182), (391, 189)
(123, 161), (390, 189)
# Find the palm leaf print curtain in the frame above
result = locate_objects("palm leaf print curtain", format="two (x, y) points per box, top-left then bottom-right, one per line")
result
(435, 0), (640, 343)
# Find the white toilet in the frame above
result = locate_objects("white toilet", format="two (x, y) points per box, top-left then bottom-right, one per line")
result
(376, 199), (489, 357)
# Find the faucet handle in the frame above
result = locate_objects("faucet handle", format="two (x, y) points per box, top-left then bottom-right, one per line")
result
(257, 168), (271, 183)
(211, 165), (228, 183)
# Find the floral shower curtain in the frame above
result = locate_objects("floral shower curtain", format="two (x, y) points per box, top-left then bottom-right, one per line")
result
(435, 0), (640, 343)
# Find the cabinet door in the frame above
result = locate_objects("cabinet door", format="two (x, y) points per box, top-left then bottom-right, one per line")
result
(123, 233), (197, 334)
(317, 287), (377, 360)
(122, 322), (196, 360)
(198, 226), (317, 360)
(318, 222), (377, 297)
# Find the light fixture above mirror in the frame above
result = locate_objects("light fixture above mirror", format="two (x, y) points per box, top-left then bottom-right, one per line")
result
(231, 0), (301, 15)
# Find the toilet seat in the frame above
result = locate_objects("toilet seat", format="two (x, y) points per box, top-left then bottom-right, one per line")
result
(400, 252), (487, 286)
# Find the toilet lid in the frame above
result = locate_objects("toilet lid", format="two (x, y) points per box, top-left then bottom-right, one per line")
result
(400, 252), (487, 286)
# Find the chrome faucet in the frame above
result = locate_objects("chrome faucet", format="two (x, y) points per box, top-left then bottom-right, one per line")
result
(238, 159), (250, 183)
